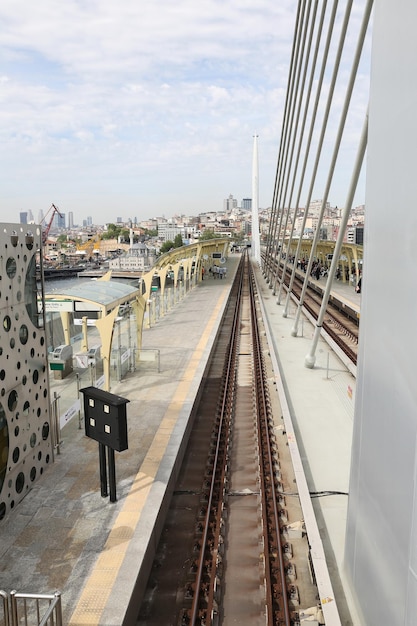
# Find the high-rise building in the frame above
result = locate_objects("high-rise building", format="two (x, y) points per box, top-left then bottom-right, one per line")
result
(19, 212), (27, 224)
(242, 198), (252, 210)
(52, 212), (65, 230)
(224, 195), (238, 213)
(354, 226), (364, 245)
(68, 212), (74, 229)
(87, 216), (93, 226)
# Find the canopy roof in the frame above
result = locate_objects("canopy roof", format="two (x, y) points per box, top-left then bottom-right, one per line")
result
(46, 279), (140, 312)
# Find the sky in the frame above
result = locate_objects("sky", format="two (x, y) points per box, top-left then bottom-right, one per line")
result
(0, 1), (372, 226)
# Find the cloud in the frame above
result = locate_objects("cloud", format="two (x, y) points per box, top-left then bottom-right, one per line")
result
(0, 0), (370, 224)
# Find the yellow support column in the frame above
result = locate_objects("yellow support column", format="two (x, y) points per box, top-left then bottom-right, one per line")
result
(81, 316), (89, 352)
(60, 311), (72, 347)
(95, 307), (119, 392)
(172, 262), (182, 303)
(157, 266), (168, 316)
(131, 295), (146, 356)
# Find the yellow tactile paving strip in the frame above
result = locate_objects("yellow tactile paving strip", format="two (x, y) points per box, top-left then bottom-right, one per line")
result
(69, 286), (229, 626)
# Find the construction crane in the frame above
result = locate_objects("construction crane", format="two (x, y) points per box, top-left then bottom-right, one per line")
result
(76, 233), (102, 258)
(41, 204), (63, 245)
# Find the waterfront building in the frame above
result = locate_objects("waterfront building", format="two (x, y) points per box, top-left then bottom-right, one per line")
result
(108, 242), (155, 272)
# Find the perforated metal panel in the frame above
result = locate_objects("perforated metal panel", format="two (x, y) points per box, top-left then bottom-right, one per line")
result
(0, 223), (52, 523)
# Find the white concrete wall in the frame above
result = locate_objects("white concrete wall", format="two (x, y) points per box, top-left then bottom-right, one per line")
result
(345, 2), (417, 624)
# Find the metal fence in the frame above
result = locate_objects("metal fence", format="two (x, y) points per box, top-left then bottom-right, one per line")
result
(0, 590), (62, 626)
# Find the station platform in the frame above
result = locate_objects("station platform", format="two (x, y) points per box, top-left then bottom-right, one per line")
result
(0, 255), (361, 626)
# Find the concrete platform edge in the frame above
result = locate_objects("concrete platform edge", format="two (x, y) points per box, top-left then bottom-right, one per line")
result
(96, 271), (236, 626)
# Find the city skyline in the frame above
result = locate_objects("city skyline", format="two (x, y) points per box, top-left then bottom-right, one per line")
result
(18, 194), (365, 232)
(0, 2), (371, 225)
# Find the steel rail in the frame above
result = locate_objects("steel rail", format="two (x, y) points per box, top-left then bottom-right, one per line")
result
(265, 254), (359, 364)
(189, 255), (245, 625)
(248, 261), (292, 626)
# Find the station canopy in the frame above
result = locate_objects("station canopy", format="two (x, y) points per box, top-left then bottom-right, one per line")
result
(44, 278), (140, 315)
(44, 276), (143, 392)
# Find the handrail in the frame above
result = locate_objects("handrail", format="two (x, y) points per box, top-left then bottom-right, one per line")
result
(1, 590), (11, 626)
(0, 590), (62, 626)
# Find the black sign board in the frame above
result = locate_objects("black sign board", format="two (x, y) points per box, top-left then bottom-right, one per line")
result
(80, 386), (130, 502)
(81, 386), (129, 451)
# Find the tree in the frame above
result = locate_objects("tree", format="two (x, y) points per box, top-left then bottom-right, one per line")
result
(232, 232), (246, 243)
(174, 234), (184, 248)
(160, 240), (174, 254)
(199, 230), (218, 240)
(144, 228), (158, 237)
(102, 223), (122, 240)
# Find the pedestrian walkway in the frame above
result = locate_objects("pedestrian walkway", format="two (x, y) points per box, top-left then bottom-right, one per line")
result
(0, 257), (239, 625)
(0, 254), (361, 626)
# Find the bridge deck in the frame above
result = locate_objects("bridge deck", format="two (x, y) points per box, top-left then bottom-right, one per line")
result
(0, 254), (360, 625)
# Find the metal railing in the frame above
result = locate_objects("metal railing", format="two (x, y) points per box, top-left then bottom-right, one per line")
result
(1, 590), (11, 626)
(0, 590), (62, 626)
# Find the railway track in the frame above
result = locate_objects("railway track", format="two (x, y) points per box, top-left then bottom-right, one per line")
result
(263, 255), (359, 366)
(137, 253), (321, 626)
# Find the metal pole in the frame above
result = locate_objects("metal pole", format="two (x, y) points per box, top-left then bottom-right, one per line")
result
(99, 443), (108, 497)
(0, 590), (10, 626)
(49, 313), (54, 352)
(283, 0), (339, 318)
(107, 447), (117, 503)
(265, 0), (306, 284)
(117, 319), (122, 381)
(53, 391), (61, 455)
(271, 0), (314, 296)
(291, 0), (354, 336)
(274, 0), (323, 304)
(298, 0), (372, 342)
(127, 305), (133, 371)
(305, 109), (368, 368)
(10, 590), (18, 626)
(76, 373), (82, 429)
